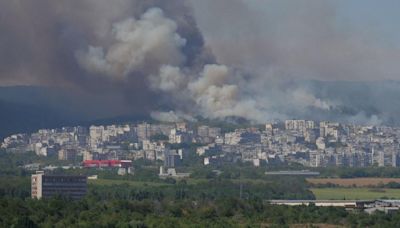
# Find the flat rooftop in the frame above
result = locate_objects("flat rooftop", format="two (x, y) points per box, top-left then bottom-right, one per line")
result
(265, 170), (320, 176)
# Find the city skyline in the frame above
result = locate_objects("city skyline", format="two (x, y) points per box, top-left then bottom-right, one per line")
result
(3, 1), (400, 226)
(4, 118), (400, 170)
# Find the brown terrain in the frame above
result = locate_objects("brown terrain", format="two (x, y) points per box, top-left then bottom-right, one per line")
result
(261, 224), (344, 228)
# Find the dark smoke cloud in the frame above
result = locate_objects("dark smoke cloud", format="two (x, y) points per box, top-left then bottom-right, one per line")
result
(0, 0), (212, 118)
(190, 0), (400, 124)
(1, 0), (400, 124)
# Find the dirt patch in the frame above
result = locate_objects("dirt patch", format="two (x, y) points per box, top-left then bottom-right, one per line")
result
(261, 224), (343, 228)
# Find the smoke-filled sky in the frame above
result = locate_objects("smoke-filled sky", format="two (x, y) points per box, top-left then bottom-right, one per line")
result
(191, 0), (400, 81)
(1, 0), (400, 124)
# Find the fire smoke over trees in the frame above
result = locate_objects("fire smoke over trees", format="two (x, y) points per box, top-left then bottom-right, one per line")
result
(1, 0), (400, 125)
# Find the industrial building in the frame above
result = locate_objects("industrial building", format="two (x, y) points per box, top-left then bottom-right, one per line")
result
(31, 171), (87, 200)
(82, 159), (132, 168)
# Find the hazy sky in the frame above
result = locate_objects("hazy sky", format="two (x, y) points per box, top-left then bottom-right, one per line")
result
(336, 0), (400, 45)
(1, 0), (400, 86)
(1, 0), (400, 124)
(248, 0), (400, 44)
(191, 0), (400, 81)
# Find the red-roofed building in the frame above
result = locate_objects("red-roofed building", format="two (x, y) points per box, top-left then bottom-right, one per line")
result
(83, 160), (132, 168)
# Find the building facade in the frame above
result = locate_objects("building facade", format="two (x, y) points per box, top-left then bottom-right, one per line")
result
(31, 171), (87, 200)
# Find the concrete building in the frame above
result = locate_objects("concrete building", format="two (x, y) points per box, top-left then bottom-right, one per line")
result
(89, 126), (104, 150)
(31, 171), (87, 200)
(76, 126), (88, 147)
(197, 126), (222, 138)
(224, 130), (261, 145)
(136, 123), (151, 141)
(197, 126), (209, 138)
(196, 144), (220, 156)
(58, 149), (77, 161)
(176, 122), (188, 132)
(392, 152), (400, 167)
(208, 127), (222, 138)
(169, 129), (191, 144)
(159, 166), (190, 179)
(164, 150), (181, 168)
(378, 151), (385, 167)
(316, 137), (326, 150)
(285, 120), (315, 132)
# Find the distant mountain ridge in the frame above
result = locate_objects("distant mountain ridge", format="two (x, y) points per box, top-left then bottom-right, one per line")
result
(1, 81), (400, 139)
(0, 86), (146, 139)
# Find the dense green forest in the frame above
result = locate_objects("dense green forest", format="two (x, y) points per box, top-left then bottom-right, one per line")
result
(3, 194), (400, 227)
(2, 150), (400, 227)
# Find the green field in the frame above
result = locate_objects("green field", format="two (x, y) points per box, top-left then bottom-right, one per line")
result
(311, 188), (400, 200)
(89, 177), (272, 187)
(88, 179), (169, 187)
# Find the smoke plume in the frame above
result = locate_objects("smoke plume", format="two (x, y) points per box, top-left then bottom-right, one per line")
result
(1, 0), (400, 125)
(76, 8), (187, 77)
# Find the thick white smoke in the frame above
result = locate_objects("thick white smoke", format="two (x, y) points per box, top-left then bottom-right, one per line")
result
(2, 0), (400, 132)
(150, 110), (197, 123)
(291, 89), (332, 111)
(76, 6), (337, 123)
(149, 65), (186, 92)
(71, 1), (399, 124)
(77, 7), (265, 122)
(77, 8), (186, 77)
(188, 65), (264, 121)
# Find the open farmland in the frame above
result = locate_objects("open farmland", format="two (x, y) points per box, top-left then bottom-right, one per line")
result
(307, 178), (400, 187)
(311, 188), (400, 200)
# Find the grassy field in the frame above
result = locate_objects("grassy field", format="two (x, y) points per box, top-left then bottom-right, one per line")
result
(261, 224), (344, 228)
(307, 178), (400, 187)
(89, 178), (271, 187)
(311, 188), (400, 200)
(88, 179), (169, 187)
